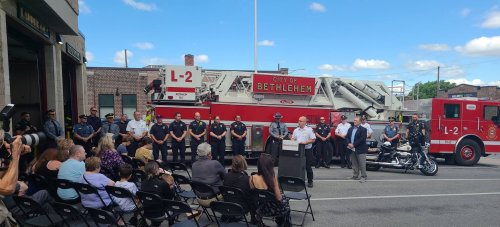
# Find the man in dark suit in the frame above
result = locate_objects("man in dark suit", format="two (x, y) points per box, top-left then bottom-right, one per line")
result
(346, 116), (368, 183)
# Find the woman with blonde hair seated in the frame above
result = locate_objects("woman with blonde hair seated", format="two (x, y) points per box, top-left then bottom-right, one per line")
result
(95, 133), (123, 172)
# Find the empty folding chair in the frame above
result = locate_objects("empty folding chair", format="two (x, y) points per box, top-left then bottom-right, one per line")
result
(168, 162), (191, 178)
(163, 199), (208, 227)
(171, 173), (196, 202)
(51, 201), (92, 227)
(211, 201), (254, 227)
(13, 196), (63, 227)
(278, 176), (315, 226)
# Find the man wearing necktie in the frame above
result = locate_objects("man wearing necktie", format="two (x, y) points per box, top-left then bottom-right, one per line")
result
(43, 109), (64, 149)
(101, 113), (120, 141)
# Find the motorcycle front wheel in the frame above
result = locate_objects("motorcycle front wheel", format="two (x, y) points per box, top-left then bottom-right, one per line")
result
(420, 158), (438, 176)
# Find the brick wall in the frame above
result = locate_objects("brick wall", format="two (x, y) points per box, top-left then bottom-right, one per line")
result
(87, 68), (159, 116)
(437, 84), (500, 100)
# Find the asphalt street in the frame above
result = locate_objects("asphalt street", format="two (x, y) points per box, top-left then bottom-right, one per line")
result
(277, 155), (500, 227)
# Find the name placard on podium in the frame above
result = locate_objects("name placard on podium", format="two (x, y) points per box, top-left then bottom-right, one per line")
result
(282, 140), (299, 151)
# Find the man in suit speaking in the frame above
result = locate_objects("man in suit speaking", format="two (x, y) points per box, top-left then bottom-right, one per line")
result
(346, 116), (368, 183)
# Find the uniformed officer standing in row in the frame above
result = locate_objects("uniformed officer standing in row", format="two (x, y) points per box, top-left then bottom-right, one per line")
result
(231, 115), (247, 155)
(269, 112), (288, 165)
(315, 116), (332, 168)
(210, 115), (226, 165)
(150, 114), (169, 163)
(169, 112), (187, 163)
(360, 115), (373, 139)
(87, 107), (102, 148)
(73, 114), (94, 157)
(189, 112), (207, 163)
(335, 115), (351, 168)
(101, 113), (119, 141)
(383, 117), (400, 148)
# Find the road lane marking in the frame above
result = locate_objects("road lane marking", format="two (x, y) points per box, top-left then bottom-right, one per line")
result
(315, 178), (500, 182)
(289, 192), (500, 201)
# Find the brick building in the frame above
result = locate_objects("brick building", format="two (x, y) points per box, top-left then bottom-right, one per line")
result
(437, 84), (500, 100)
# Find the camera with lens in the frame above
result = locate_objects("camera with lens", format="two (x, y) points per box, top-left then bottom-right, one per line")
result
(0, 104), (47, 147)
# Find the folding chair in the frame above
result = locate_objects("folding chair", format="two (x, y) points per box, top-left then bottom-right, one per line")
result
(219, 186), (250, 213)
(28, 174), (59, 200)
(13, 196), (63, 227)
(132, 158), (146, 169)
(171, 173), (196, 202)
(131, 169), (147, 188)
(100, 166), (120, 181)
(73, 182), (108, 209)
(210, 201), (254, 227)
(54, 178), (80, 204)
(51, 201), (92, 227)
(121, 154), (134, 165)
(250, 189), (289, 227)
(278, 176), (315, 226)
(87, 207), (118, 226)
(105, 185), (145, 226)
(163, 199), (207, 227)
(190, 181), (220, 221)
(136, 191), (169, 226)
(168, 162), (191, 178)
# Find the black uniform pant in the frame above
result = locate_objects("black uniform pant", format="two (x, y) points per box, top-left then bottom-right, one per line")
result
(232, 139), (245, 155)
(128, 140), (139, 157)
(190, 138), (204, 163)
(74, 139), (93, 157)
(152, 142), (168, 163)
(211, 140), (226, 166)
(270, 139), (282, 164)
(315, 140), (333, 165)
(172, 140), (186, 163)
(305, 149), (314, 183)
(411, 143), (425, 165)
(337, 138), (350, 167)
(389, 138), (400, 148)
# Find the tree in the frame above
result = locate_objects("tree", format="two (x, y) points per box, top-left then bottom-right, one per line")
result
(407, 80), (456, 99)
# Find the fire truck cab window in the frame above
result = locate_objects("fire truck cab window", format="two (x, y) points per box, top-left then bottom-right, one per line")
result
(484, 106), (499, 121)
(444, 104), (460, 119)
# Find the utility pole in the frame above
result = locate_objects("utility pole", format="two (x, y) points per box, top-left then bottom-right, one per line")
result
(436, 66), (440, 97)
(124, 49), (128, 68)
(254, 0), (258, 73)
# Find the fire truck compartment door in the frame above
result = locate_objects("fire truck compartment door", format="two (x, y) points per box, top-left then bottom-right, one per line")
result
(252, 125), (264, 152)
(437, 103), (462, 152)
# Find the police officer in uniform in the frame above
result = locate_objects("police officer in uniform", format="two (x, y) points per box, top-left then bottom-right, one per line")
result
(210, 115), (226, 165)
(315, 116), (332, 168)
(169, 112), (187, 163)
(230, 115), (247, 155)
(87, 107), (102, 148)
(406, 113), (426, 168)
(383, 117), (400, 148)
(73, 114), (94, 157)
(101, 113), (120, 141)
(335, 115), (351, 168)
(150, 114), (169, 163)
(189, 112), (207, 163)
(269, 112), (288, 165)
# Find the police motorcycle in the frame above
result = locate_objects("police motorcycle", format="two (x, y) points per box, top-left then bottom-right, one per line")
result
(365, 140), (438, 176)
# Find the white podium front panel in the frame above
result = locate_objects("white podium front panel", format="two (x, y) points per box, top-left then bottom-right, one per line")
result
(282, 140), (299, 151)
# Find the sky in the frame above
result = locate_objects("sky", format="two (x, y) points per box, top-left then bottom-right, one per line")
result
(79, 0), (500, 90)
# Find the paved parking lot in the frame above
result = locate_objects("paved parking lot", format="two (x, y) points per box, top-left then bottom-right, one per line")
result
(274, 155), (500, 227)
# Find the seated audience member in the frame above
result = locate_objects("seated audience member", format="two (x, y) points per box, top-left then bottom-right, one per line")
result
(141, 161), (175, 226)
(30, 139), (74, 183)
(134, 138), (154, 163)
(223, 155), (250, 193)
(95, 133), (124, 172)
(80, 157), (114, 209)
(57, 145), (86, 202)
(249, 153), (291, 226)
(113, 163), (138, 212)
(191, 143), (225, 207)
(117, 136), (133, 156)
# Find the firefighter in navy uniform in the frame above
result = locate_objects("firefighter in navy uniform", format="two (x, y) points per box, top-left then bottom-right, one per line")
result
(230, 115), (247, 155)
(210, 116), (227, 165)
(315, 116), (333, 168)
(169, 112), (187, 163)
(73, 114), (95, 157)
(406, 113), (426, 168)
(189, 112), (207, 163)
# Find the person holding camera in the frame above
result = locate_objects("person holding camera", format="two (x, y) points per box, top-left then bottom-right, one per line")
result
(43, 109), (64, 149)
(0, 131), (24, 196)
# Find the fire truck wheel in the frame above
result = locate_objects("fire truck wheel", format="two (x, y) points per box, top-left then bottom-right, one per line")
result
(454, 139), (481, 166)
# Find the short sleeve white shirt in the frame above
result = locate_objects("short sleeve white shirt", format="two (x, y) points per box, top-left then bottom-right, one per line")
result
(126, 119), (148, 136)
(292, 126), (316, 149)
(335, 122), (351, 136)
(361, 122), (373, 134)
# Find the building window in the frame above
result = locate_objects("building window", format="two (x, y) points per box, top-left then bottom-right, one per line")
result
(98, 94), (114, 118)
(444, 104), (460, 119)
(122, 94), (137, 118)
(484, 106), (499, 121)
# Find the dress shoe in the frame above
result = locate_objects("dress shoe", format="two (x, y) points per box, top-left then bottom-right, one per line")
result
(359, 177), (367, 183)
(315, 164), (321, 168)
(308, 181), (314, 188)
(346, 176), (359, 180)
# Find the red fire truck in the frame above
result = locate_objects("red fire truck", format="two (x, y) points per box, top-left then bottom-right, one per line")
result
(145, 65), (404, 157)
(428, 98), (500, 165)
